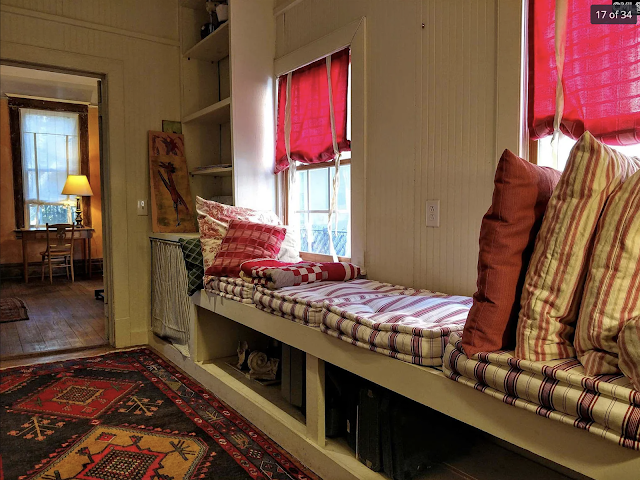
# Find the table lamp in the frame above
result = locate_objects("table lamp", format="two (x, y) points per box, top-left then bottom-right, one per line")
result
(62, 175), (93, 227)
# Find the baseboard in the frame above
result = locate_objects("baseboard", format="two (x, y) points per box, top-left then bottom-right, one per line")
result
(0, 259), (104, 280)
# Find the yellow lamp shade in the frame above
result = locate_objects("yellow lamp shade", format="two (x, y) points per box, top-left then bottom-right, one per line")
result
(62, 175), (93, 196)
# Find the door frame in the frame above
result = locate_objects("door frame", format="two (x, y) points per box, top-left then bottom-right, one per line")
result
(1, 42), (131, 347)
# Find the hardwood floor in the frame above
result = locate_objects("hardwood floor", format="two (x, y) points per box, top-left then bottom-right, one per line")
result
(0, 277), (107, 359)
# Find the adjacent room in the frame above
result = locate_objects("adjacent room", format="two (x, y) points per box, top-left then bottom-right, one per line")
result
(0, 1), (639, 480)
(0, 65), (106, 358)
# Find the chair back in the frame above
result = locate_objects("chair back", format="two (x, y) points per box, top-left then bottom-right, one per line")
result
(45, 223), (75, 254)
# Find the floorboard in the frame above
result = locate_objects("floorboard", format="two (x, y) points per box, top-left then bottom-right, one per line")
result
(0, 277), (107, 359)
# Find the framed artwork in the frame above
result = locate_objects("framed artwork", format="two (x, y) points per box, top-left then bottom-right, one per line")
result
(148, 131), (196, 233)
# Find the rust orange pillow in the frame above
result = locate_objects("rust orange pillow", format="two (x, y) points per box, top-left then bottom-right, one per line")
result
(461, 150), (561, 358)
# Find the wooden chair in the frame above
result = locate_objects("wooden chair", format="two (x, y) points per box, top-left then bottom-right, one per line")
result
(41, 223), (75, 284)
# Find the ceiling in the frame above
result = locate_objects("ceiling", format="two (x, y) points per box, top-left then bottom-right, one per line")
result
(0, 65), (99, 105)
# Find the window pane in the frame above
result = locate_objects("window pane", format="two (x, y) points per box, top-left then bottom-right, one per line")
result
(308, 213), (329, 255)
(294, 169), (308, 212)
(538, 134), (640, 171)
(308, 168), (329, 210)
(333, 212), (350, 257)
(39, 204), (69, 225)
(330, 163), (350, 212)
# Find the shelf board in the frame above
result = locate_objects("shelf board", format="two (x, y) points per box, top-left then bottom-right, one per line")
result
(189, 165), (233, 177)
(207, 356), (307, 426)
(183, 22), (229, 62)
(182, 97), (230, 124)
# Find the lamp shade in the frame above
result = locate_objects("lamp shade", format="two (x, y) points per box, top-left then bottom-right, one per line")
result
(62, 175), (93, 196)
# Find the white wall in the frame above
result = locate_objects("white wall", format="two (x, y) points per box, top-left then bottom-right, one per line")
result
(0, 0), (182, 346)
(276, 0), (522, 295)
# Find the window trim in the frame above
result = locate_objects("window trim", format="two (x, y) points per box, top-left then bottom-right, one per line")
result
(274, 18), (365, 266)
(8, 96), (90, 229)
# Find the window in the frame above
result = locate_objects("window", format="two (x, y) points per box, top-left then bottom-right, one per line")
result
(292, 158), (351, 258)
(536, 134), (640, 171)
(275, 48), (352, 260)
(8, 97), (90, 229)
(527, 0), (640, 169)
(21, 109), (81, 227)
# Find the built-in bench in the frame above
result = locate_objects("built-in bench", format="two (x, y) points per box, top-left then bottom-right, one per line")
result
(149, 289), (640, 480)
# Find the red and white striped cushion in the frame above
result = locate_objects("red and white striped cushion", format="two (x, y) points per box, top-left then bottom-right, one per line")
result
(575, 170), (640, 375)
(206, 220), (287, 277)
(516, 132), (640, 361)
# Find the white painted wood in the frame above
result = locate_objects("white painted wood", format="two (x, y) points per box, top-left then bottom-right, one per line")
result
(149, 333), (382, 480)
(182, 97), (231, 124)
(274, 18), (363, 76)
(189, 166), (233, 177)
(189, 292), (640, 480)
(228, 0), (277, 211)
(1, 0), (182, 346)
(305, 354), (326, 446)
(183, 23), (230, 62)
(273, 0), (304, 17)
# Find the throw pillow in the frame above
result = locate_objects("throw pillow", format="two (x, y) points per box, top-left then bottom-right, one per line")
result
(516, 132), (640, 361)
(195, 196), (281, 271)
(575, 170), (640, 375)
(207, 220), (287, 277)
(461, 150), (561, 358)
(277, 226), (303, 263)
(179, 237), (204, 296)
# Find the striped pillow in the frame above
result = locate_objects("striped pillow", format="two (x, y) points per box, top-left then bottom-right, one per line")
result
(619, 318), (640, 391)
(516, 132), (640, 361)
(575, 170), (640, 375)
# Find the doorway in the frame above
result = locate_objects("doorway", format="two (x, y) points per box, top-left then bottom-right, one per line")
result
(0, 65), (108, 359)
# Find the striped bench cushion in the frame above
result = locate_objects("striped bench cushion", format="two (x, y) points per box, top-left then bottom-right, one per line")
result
(253, 279), (416, 326)
(444, 333), (640, 450)
(322, 292), (472, 365)
(204, 275), (255, 304)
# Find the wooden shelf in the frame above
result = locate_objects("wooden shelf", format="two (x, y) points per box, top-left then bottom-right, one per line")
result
(182, 97), (230, 124)
(189, 165), (232, 177)
(207, 356), (306, 426)
(183, 23), (229, 62)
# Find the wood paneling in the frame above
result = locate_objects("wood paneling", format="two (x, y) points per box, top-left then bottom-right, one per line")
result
(276, 0), (507, 295)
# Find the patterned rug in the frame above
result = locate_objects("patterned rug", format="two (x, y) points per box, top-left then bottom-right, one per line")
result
(0, 298), (29, 323)
(0, 348), (321, 480)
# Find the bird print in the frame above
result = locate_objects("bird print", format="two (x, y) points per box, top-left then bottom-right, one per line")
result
(158, 161), (189, 226)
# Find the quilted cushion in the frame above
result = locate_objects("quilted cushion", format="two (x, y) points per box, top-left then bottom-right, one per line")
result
(575, 170), (640, 375)
(516, 132), (640, 361)
(179, 237), (204, 296)
(619, 319), (640, 391)
(462, 150), (561, 358)
(195, 196), (281, 271)
(207, 220), (287, 277)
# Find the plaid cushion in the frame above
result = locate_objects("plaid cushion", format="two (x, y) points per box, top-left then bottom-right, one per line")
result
(207, 220), (287, 277)
(444, 333), (640, 450)
(179, 237), (204, 296)
(203, 275), (255, 304)
(239, 259), (363, 289)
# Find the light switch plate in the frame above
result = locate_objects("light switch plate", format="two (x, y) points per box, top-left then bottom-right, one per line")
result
(426, 200), (440, 227)
(137, 199), (148, 216)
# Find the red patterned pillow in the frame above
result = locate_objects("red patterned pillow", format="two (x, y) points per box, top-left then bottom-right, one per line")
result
(207, 220), (287, 277)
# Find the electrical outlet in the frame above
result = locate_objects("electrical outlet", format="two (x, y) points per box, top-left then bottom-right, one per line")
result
(137, 199), (148, 216)
(426, 200), (440, 227)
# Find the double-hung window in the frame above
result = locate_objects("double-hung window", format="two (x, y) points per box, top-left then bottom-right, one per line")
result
(8, 98), (90, 229)
(21, 109), (81, 227)
(275, 48), (352, 260)
(527, 0), (640, 169)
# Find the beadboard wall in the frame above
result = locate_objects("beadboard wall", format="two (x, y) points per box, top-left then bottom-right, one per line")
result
(276, 0), (522, 296)
(0, 0), (182, 346)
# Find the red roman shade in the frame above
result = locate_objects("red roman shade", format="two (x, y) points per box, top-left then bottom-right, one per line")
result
(529, 0), (640, 145)
(274, 48), (351, 173)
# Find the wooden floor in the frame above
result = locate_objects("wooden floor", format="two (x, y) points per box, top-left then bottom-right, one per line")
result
(0, 277), (107, 358)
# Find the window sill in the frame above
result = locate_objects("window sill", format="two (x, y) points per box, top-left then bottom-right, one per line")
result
(299, 251), (351, 263)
